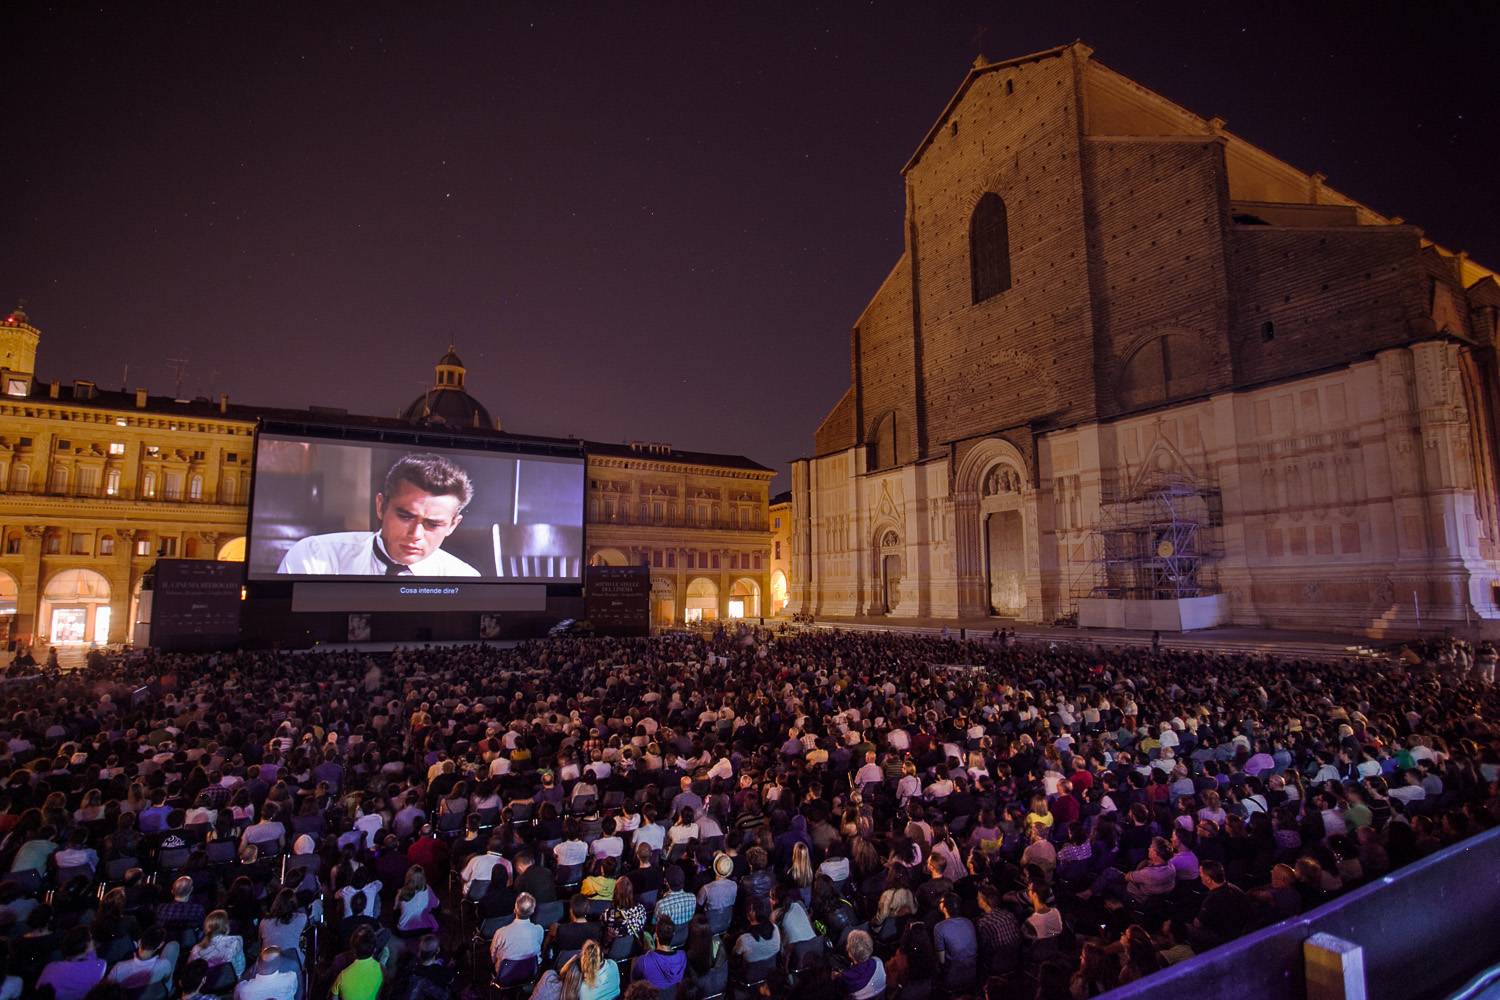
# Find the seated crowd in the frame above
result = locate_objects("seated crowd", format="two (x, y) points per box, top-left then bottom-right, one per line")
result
(0, 625), (1494, 1000)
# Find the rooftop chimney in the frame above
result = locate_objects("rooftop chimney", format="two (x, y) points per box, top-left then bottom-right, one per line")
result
(135, 388), (148, 408)
(219, 394), (228, 413)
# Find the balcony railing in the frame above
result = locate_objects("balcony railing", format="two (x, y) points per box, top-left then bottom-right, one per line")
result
(588, 515), (768, 532)
(0, 483), (246, 506)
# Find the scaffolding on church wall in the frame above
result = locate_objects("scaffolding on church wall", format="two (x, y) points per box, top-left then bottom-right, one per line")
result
(1085, 471), (1223, 601)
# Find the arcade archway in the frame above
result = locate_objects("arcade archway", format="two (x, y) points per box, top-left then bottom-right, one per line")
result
(685, 577), (718, 623)
(729, 578), (760, 619)
(41, 569), (112, 645)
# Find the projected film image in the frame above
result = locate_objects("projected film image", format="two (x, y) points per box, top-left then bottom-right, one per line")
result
(246, 435), (585, 582)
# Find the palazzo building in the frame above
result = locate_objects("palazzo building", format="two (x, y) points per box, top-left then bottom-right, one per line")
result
(0, 309), (771, 645)
(583, 443), (775, 627)
(791, 43), (1500, 635)
(0, 306), (257, 646)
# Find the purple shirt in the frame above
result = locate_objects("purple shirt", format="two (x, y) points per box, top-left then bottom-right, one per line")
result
(38, 957), (107, 1000)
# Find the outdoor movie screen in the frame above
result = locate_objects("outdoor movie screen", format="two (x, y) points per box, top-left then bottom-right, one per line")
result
(246, 433), (585, 584)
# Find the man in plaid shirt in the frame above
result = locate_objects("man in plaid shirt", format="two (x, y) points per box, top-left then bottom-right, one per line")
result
(976, 885), (1021, 975)
(653, 866), (696, 929)
(155, 876), (205, 934)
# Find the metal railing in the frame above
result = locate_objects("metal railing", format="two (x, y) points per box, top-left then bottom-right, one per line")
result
(0, 483), (246, 505)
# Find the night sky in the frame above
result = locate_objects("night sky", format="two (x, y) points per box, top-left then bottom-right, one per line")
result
(3, 4), (1494, 490)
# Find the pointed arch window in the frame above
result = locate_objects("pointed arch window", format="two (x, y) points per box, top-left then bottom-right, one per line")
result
(970, 192), (1012, 304)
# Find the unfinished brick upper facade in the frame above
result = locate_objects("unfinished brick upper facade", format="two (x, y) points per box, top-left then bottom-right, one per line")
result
(793, 43), (1500, 634)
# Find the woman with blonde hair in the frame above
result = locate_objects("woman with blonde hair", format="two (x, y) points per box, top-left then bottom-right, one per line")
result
(1197, 788), (1228, 826)
(189, 909), (246, 976)
(1025, 795), (1053, 832)
(74, 789), (105, 824)
(576, 938), (620, 1000)
(395, 865), (438, 935)
(789, 841), (814, 893)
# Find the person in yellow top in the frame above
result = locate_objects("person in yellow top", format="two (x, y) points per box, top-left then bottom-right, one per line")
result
(581, 856), (619, 900)
(1024, 795), (1053, 832)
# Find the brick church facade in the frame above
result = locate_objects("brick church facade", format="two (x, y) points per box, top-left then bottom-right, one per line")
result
(790, 43), (1500, 634)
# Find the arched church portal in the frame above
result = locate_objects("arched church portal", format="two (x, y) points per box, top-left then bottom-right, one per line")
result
(953, 438), (1040, 620)
(878, 529), (903, 613)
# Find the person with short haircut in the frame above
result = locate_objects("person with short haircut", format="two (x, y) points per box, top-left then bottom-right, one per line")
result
(107, 925), (179, 991)
(932, 891), (978, 989)
(1192, 860), (1250, 946)
(632, 914), (687, 991)
(36, 926), (106, 1000)
(835, 929), (886, 999)
(490, 892), (543, 974)
(653, 865), (695, 929)
(235, 947), (299, 1000)
(544, 893), (602, 965)
(331, 925), (384, 1000)
(277, 452), (480, 576)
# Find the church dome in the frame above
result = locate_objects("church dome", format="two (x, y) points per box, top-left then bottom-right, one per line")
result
(401, 345), (498, 430)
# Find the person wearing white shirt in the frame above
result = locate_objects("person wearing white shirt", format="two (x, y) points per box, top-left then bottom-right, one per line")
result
(590, 819), (625, 863)
(277, 454), (481, 577)
(461, 840), (511, 898)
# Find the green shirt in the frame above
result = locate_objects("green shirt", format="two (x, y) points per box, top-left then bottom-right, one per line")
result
(332, 958), (383, 1000)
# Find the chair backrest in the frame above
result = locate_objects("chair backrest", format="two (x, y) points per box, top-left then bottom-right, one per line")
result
(607, 934), (637, 962)
(694, 960), (729, 1000)
(55, 865), (94, 887)
(155, 846), (192, 872)
(1027, 932), (1061, 964)
(534, 900), (566, 930)
(739, 956), (775, 985)
(204, 960), (240, 994)
(205, 842), (237, 866)
(669, 922), (691, 949)
(790, 934), (827, 965)
(492, 524), (580, 580)
(707, 906), (733, 935)
(1, 869), (41, 895)
(493, 953), (538, 987)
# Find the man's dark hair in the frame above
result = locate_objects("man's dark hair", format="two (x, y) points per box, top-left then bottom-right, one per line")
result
(383, 453), (474, 513)
(351, 924), (378, 960)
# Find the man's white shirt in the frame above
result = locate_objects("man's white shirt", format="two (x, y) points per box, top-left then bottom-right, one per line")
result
(277, 531), (479, 576)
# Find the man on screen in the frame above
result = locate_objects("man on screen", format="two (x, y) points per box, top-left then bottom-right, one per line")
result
(277, 453), (481, 576)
